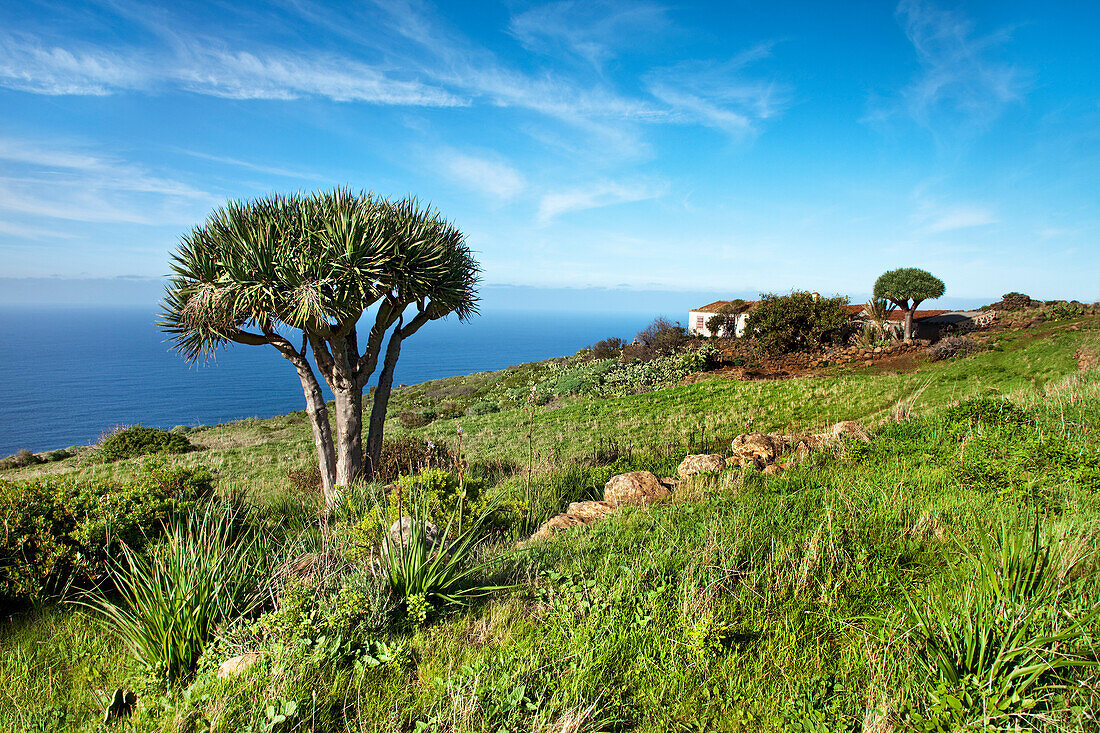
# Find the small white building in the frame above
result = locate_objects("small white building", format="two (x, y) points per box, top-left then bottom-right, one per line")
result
(687, 301), (752, 338)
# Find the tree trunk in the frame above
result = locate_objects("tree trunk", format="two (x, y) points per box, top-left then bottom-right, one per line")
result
(365, 326), (403, 479)
(333, 386), (363, 488)
(292, 362), (338, 509)
(903, 309), (914, 343)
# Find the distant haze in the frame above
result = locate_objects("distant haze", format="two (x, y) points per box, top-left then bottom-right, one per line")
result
(0, 278), (993, 314)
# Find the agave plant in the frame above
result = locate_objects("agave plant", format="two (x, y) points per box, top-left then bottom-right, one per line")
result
(79, 500), (273, 686)
(380, 494), (509, 626)
(905, 520), (1100, 728)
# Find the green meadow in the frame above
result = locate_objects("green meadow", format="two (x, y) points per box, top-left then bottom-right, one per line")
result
(2, 315), (1099, 732)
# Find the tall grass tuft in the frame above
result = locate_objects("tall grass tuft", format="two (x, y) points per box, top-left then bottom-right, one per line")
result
(79, 501), (273, 686)
(905, 519), (1100, 729)
(381, 496), (509, 625)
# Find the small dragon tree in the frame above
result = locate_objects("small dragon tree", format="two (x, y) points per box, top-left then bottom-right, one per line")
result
(873, 268), (945, 342)
(160, 189), (480, 511)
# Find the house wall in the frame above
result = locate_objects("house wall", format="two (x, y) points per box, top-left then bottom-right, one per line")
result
(688, 311), (751, 338)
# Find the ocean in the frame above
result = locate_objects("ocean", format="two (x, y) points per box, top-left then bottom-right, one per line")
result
(0, 307), (653, 456)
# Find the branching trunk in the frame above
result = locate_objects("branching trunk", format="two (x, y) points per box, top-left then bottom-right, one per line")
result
(365, 325), (403, 478)
(333, 387), (363, 487)
(290, 361), (338, 507)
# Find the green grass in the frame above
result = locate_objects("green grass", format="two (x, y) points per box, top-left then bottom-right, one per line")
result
(2, 315), (1099, 731)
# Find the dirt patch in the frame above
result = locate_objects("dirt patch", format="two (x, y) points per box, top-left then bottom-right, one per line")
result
(1076, 348), (1098, 372)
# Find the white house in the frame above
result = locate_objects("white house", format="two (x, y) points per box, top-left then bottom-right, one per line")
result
(687, 301), (752, 338)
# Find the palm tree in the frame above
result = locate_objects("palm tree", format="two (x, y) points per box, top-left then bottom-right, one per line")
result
(160, 189), (480, 510)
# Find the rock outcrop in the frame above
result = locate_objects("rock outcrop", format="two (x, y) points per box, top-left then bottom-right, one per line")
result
(730, 432), (785, 469)
(218, 653), (260, 679)
(530, 501), (615, 542)
(530, 472), (675, 542)
(388, 517), (440, 551)
(677, 454), (726, 478)
(603, 471), (675, 508)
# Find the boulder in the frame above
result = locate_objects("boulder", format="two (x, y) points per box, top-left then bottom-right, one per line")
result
(565, 501), (616, 521)
(677, 454), (727, 478)
(830, 421), (870, 442)
(603, 471), (673, 507)
(530, 501), (616, 542)
(762, 464), (784, 476)
(730, 432), (785, 469)
(388, 517), (440, 551)
(218, 653), (260, 679)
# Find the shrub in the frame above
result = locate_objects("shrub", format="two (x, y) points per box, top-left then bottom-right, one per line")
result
(0, 461), (214, 601)
(944, 396), (1030, 428)
(705, 301), (748, 338)
(81, 500), (273, 685)
(0, 449), (44, 471)
(285, 463), (322, 493)
(374, 436), (451, 484)
(629, 317), (689, 359)
(397, 411), (430, 429)
(745, 291), (854, 355)
(589, 337), (624, 360)
(45, 449), (72, 462)
(89, 425), (194, 464)
(466, 401), (500, 416)
(928, 336), (984, 361)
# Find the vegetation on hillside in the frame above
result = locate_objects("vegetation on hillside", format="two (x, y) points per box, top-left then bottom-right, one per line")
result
(1, 310), (1098, 732)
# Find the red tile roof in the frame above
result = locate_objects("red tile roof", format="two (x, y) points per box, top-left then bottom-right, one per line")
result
(846, 304), (950, 321)
(690, 300), (755, 314)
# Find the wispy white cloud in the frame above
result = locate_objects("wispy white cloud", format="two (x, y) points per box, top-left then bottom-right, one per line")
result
(438, 151), (526, 201)
(177, 150), (327, 181)
(509, 1), (670, 68)
(0, 219), (79, 240)
(537, 179), (667, 223)
(0, 32), (466, 106)
(913, 199), (998, 233)
(645, 44), (790, 137)
(873, 0), (1026, 129)
(0, 135), (215, 225)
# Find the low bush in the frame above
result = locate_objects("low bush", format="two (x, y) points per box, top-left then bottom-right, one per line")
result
(285, 463), (322, 494)
(993, 292), (1035, 311)
(529, 345), (717, 401)
(625, 316), (690, 360)
(0, 461), (214, 602)
(466, 400), (500, 416)
(89, 425), (194, 464)
(589, 337), (625, 360)
(0, 449), (44, 471)
(928, 336), (984, 362)
(397, 409), (437, 429)
(746, 291), (854, 354)
(943, 395), (1030, 427)
(374, 436), (451, 483)
(81, 500), (274, 684)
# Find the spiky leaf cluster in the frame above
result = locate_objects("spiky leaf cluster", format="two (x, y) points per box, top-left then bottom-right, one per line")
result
(160, 189), (480, 362)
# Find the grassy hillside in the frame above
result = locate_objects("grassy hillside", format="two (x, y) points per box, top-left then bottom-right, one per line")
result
(2, 315), (1099, 732)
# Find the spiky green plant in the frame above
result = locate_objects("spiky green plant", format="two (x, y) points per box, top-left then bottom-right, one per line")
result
(905, 520), (1100, 729)
(79, 501), (273, 686)
(380, 495), (509, 625)
(160, 189), (481, 508)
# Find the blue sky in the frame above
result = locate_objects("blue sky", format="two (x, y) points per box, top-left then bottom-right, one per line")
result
(1, 0), (1097, 308)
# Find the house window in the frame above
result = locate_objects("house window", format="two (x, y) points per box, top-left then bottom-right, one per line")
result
(695, 316), (705, 331)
